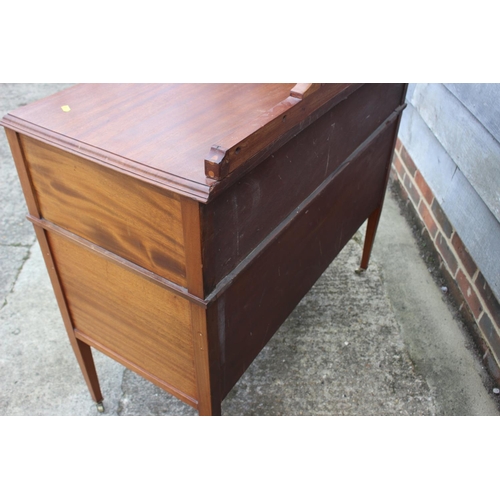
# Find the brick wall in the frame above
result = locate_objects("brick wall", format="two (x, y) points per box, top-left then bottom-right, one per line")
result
(391, 138), (500, 383)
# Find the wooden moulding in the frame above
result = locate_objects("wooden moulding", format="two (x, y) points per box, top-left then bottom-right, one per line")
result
(205, 106), (406, 305)
(27, 216), (207, 308)
(0, 112), (213, 203)
(2, 84), (363, 203)
(204, 83), (362, 182)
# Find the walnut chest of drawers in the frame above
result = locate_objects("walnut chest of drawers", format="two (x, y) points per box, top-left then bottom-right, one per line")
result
(1, 83), (407, 415)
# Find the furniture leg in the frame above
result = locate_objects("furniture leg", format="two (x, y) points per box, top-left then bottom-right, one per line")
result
(358, 204), (383, 272)
(72, 338), (104, 407)
(33, 225), (104, 409)
(5, 129), (105, 410)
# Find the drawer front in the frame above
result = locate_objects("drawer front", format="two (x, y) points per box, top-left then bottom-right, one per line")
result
(20, 135), (187, 287)
(47, 231), (197, 401)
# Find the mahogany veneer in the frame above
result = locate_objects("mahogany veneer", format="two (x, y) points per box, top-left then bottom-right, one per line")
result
(2, 83), (407, 415)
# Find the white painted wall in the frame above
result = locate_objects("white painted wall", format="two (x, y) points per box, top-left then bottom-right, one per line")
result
(398, 83), (500, 300)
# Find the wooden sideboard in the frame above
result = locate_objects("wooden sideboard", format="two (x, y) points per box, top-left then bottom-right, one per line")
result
(1, 83), (407, 415)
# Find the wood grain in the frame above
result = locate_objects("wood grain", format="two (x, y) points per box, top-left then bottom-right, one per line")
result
(289, 83), (322, 99)
(2, 83), (408, 415)
(47, 231), (198, 400)
(181, 197), (204, 298)
(28, 215), (206, 307)
(5, 129), (104, 403)
(21, 135), (188, 287)
(1, 84), (294, 200)
(4, 129), (41, 217)
(190, 303), (221, 415)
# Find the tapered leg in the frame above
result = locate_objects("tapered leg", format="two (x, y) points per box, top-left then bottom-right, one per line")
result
(6, 129), (105, 408)
(72, 338), (103, 403)
(358, 204), (383, 271)
(33, 224), (104, 405)
(358, 89), (406, 273)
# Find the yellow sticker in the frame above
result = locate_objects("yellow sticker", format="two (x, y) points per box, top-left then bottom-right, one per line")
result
(61, 105), (71, 112)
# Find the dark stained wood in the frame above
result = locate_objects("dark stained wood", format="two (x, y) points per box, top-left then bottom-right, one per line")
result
(360, 205), (384, 270)
(2, 83), (408, 415)
(47, 230), (198, 401)
(359, 85), (408, 270)
(204, 83), (360, 180)
(213, 122), (399, 397)
(202, 84), (407, 294)
(20, 135), (188, 287)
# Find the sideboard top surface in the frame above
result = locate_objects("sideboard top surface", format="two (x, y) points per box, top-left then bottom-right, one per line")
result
(1, 83), (358, 201)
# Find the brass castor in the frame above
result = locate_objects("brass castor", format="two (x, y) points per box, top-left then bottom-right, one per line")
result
(354, 267), (366, 275)
(96, 402), (105, 413)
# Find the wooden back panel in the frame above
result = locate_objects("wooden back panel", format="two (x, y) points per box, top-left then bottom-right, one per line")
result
(201, 84), (406, 294)
(47, 231), (197, 402)
(216, 121), (400, 396)
(20, 136), (187, 287)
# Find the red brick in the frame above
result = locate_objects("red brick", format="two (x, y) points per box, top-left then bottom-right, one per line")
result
(418, 201), (438, 238)
(403, 172), (421, 207)
(396, 137), (403, 153)
(431, 198), (453, 239)
(393, 154), (405, 179)
(398, 179), (409, 202)
(400, 145), (417, 177)
(435, 231), (458, 276)
(456, 269), (483, 318)
(414, 171), (434, 205)
(479, 312), (500, 363)
(451, 232), (477, 278)
(475, 272), (500, 329)
(484, 349), (500, 385)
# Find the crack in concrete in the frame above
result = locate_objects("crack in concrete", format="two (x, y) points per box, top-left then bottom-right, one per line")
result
(116, 368), (128, 416)
(0, 243), (33, 248)
(0, 242), (35, 311)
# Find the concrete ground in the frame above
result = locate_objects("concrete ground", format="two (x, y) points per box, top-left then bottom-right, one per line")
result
(1, 83), (499, 416)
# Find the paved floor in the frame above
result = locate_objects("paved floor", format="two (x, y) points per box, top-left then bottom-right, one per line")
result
(1, 83), (499, 416)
